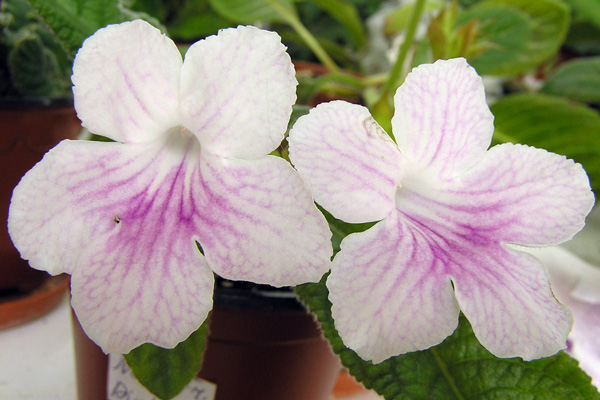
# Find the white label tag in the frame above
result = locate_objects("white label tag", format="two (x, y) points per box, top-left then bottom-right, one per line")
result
(108, 354), (217, 400)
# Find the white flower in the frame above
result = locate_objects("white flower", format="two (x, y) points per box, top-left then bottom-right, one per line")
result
(8, 20), (332, 353)
(288, 58), (594, 363)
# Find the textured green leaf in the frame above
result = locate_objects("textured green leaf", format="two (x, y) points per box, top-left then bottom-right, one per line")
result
(2, 0), (34, 30)
(27, 0), (162, 58)
(465, 0), (570, 75)
(2, 0), (73, 96)
(207, 0), (296, 24)
(307, 0), (366, 48)
(296, 277), (600, 400)
(491, 93), (600, 191)
(8, 33), (68, 96)
(124, 320), (209, 400)
(541, 57), (600, 104)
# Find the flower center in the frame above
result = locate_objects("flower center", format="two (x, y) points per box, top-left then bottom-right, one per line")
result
(176, 125), (194, 137)
(162, 125), (201, 163)
(166, 125), (194, 138)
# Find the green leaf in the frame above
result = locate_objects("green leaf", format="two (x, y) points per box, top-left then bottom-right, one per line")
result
(563, 0), (600, 30)
(564, 21), (600, 55)
(124, 320), (209, 400)
(457, 6), (531, 73)
(164, 0), (231, 41)
(207, 0), (296, 24)
(2, 0), (73, 96)
(462, 0), (570, 75)
(541, 57), (600, 104)
(8, 32), (68, 96)
(2, 0), (34, 30)
(491, 93), (600, 191)
(318, 206), (376, 253)
(306, 0), (366, 48)
(125, 0), (169, 22)
(296, 277), (600, 400)
(27, 0), (162, 58)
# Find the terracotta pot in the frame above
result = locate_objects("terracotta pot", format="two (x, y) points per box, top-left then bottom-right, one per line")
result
(0, 97), (81, 328)
(197, 281), (341, 400)
(71, 307), (109, 400)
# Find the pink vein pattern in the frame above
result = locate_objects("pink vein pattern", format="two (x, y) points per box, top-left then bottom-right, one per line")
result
(288, 58), (595, 363)
(8, 20), (332, 353)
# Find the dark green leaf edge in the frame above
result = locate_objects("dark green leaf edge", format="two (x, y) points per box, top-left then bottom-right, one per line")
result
(540, 56), (600, 104)
(296, 277), (600, 400)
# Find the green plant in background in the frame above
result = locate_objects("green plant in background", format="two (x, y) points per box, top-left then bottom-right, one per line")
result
(0, 0), (160, 98)
(0, 0), (72, 97)
(11, 0), (600, 399)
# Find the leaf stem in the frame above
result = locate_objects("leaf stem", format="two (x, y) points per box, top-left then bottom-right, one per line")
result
(381, 0), (427, 95)
(268, 0), (340, 73)
(361, 72), (389, 87)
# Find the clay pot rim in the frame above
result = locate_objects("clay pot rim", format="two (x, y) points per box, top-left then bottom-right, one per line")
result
(0, 95), (74, 110)
(215, 278), (305, 312)
(0, 274), (70, 330)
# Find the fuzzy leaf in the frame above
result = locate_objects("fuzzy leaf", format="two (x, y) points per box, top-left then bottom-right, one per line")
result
(1, 0), (73, 96)
(296, 277), (600, 400)
(8, 32), (67, 96)
(27, 0), (162, 58)
(490, 93), (600, 191)
(124, 320), (209, 400)
(541, 57), (600, 104)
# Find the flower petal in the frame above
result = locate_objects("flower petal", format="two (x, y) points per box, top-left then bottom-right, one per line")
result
(195, 153), (332, 286)
(9, 138), (214, 352)
(9, 140), (133, 275)
(525, 246), (600, 304)
(453, 246), (572, 360)
(395, 144), (593, 248)
(288, 101), (402, 223)
(569, 301), (600, 386)
(180, 26), (297, 159)
(453, 144), (594, 246)
(524, 246), (600, 384)
(71, 225), (213, 354)
(327, 214), (460, 363)
(392, 58), (494, 180)
(72, 20), (181, 143)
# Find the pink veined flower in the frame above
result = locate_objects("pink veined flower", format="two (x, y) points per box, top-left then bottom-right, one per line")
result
(288, 58), (595, 363)
(7, 20), (332, 354)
